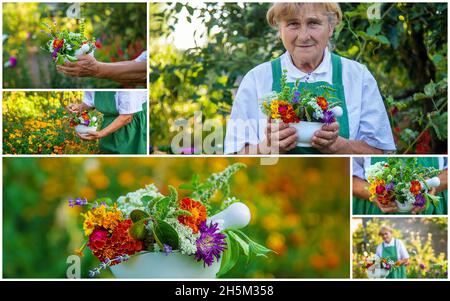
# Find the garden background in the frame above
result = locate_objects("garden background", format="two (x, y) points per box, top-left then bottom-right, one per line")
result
(3, 2), (147, 88)
(3, 91), (100, 154)
(150, 2), (447, 154)
(352, 217), (448, 278)
(3, 157), (349, 278)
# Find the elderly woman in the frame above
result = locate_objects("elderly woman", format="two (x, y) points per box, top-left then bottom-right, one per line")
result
(353, 157), (448, 214)
(224, 3), (395, 154)
(376, 226), (409, 279)
(67, 91), (147, 154)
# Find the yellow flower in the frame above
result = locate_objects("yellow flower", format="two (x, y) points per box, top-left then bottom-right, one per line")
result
(82, 204), (122, 236)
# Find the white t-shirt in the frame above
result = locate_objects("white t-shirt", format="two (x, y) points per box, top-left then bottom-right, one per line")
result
(224, 49), (396, 154)
(353, 157), (448, 180)
(134, 50), (147, 62)
(83, 91), (147, 114)
(376, 238), (409, 260)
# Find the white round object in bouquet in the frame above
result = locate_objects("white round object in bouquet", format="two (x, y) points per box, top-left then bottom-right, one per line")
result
(330, 106), (343, 118)
(109, 252), (221, 278)
(425, 177), (440, 188)
(75, 124), (97, 135)
(209, 202), (251, 231)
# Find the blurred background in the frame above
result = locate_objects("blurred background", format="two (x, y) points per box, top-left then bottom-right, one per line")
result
(150, 2), (447, 154)
(352, 217), (448, 278)
(3, 91), (99, 154)
(3, 157), (350, 278)
(3, 2), (147, 88)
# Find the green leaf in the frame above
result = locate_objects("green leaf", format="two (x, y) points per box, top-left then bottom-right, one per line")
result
(66, 54), (78, 62)
(152, 219), (179, 250)
(217, 234), (239, 277)
(129, 209), (149, 222)
(129, 219), (148, 240)
(228, 231), (249, 256)
(141, 195), (154, 203)
(424, 81), (436, 97)
(171, 209), (193, 217)
(375, 35), (390, 45)
(56, 53), (65, 65)
(366, 23), (381, 36)
(413, 92), (428, 101)
(168, 185), (178, 205)
(235, 230), (275, 257)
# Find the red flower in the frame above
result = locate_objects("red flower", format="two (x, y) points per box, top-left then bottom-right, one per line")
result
(95, 40), (102, 49)
(87, 219), (143, 264)
(375, 185), (386, 195)
(316, 97), (328, 110)
(410, 180), (422, 195)
(52, 39), (64, 49)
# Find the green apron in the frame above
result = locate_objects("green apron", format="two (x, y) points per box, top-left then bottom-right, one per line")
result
(270, 53), (350, 154)
(353, 157), (447, 214)
(382, 239), (407, 279)
(94, 92), (147, 154)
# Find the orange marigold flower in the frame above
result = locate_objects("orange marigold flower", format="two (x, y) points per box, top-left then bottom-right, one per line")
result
(316, 97), (328, 110)
(52, 39), (64, 49)
(178, 198), (207, 233)
(410, 180), (422, 195)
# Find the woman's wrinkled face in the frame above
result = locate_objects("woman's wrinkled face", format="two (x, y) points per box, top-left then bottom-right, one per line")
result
(279, 5), (333, 67)
(379, 230), (393, 243)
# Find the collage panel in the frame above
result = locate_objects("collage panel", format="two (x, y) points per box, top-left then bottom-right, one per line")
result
(352, 217), (448, 279)
(2, 91), (148, 155)
(352, 157), (448, 215)
(3, 157), (349, 278)
(149, 2), (447, 155)
(3, 2), (147, 89)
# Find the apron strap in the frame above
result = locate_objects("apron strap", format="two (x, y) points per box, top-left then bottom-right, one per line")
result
(331, 53), (343, 86)
(271, 57), (283, 91)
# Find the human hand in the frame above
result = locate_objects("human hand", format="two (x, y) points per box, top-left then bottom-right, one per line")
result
(411, 205), (426, 215)
(259, 118), (297, 154)
(375, 198), (398, 213)
(56, 54), (100, 78)
(66, 103), (83, 114)
(77, 130), (104, 141)
(311, 122), (340, 153)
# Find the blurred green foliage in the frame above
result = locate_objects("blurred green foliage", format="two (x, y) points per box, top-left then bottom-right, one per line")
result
(3, 2), (146, 88)
(150, 2), (447, 154)
(3, 157), (349, 278)
(352, 217), (448, 278)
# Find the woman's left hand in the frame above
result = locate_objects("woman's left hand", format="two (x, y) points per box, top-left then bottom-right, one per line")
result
(56, 55), (100, 78)
(311, 122), (340, 153)
(77, 130), (104, 141)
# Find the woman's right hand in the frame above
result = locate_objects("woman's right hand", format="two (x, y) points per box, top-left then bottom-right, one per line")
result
(66, 103), (84, 114)
(259, 118), (297, 154)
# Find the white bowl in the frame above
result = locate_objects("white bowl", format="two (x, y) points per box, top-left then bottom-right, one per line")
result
(395, 200), (414, 213)
(367, 268), (390, 278)
(290, 122), (323, 147)
(109, 252), (221, 278)
(75, 124), (97, 134)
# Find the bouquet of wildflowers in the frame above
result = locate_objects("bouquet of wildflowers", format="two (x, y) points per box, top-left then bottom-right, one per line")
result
(261, 70), (343, 124)
(361, 253), (398, 278)
(41, 19), (97, 65)
(69, 110), (99, 128)
(70, 163), (273, 277)
(366, 158), (441, 212)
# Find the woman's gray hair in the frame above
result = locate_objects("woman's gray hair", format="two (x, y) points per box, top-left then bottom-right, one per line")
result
(379, 225), (394, 235)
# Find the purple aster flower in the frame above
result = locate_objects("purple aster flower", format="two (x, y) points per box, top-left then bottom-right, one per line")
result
(84, 120), (90, 126)
(292, 90), (300, 103)
(8, 56), (17, 68)
(51, 47), (60, 59)
(163, 244), (172, 255)
(386, 182), (394, 191)
(68, 198), (88, 207)
(419, 263), (426, 270)
(195, 221), (227, 267)
(322, 110), (335, 124)
(414, 193), (426, 207)
(385, 264), (391, 270)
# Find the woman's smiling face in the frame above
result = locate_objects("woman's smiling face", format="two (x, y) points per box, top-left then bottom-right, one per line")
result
(379, 230), (393, 243)
(278, 4), (334, 70)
